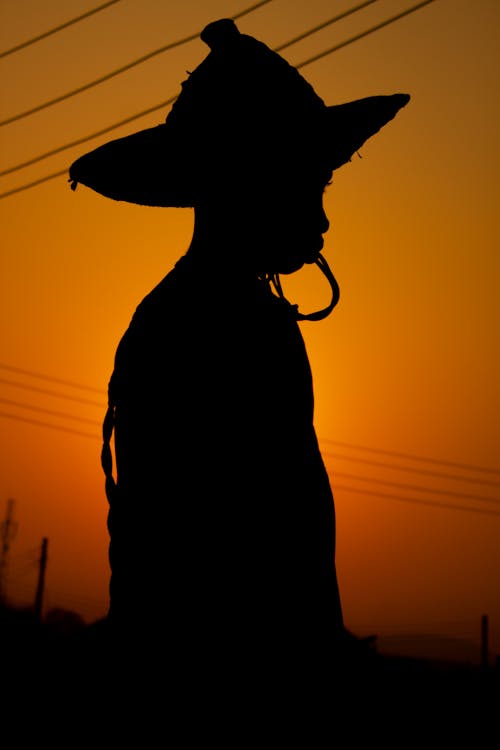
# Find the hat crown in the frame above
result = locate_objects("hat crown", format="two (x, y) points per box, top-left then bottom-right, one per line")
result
(166, 18), (327, 155)
(200, 18), (240, 50)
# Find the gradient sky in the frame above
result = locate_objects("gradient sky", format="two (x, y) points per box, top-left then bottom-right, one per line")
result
(1, 0), (499, 660)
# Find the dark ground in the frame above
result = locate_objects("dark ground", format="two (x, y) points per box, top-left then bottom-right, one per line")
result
(2, 603), (498, 742)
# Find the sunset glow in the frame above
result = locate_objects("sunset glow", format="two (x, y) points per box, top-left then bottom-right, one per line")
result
(1, 0), (499, 661)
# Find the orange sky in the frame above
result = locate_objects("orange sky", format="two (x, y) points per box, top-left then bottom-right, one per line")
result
(1, 0), (499, 661)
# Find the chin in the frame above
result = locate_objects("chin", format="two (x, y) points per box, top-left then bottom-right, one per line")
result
(257, 237), (323, 275)
(278, 258), (305, 275)
(286, 242), (323, 272)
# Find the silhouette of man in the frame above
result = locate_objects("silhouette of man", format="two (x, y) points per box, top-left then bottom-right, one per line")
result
(70, 19), (409, 694)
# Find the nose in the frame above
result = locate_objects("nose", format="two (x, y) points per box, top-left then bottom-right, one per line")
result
(320, 208), (329, 234)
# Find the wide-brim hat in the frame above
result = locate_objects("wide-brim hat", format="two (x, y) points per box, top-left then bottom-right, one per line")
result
(69, 19), (410, 207)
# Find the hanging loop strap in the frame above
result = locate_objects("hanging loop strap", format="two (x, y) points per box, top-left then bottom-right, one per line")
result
(270, 253), (340, 322)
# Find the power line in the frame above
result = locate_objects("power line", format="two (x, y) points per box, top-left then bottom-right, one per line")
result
(0, 95), (179, 180)
(0, 377), (105, 408)
(295, 0), (438, 69)
(0, 361), (104, 394)
(0, 397), (101, 427)
(0, 411), (98, 439)
(320, 437), (500, 476)
(275, 0), (379, 52)
(323, 451), (500, 489)
(0, 0), (275, 127)
(0, 0), (436, 199)
(332, 471), (500, 506)
(0, 0), (124, 59)
(0, 168), (69, 199)
(333, 483), (500, 517)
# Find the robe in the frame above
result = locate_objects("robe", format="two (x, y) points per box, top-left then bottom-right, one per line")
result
(103, 251), (344, 682)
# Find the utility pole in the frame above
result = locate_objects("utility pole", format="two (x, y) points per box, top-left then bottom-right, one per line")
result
(481, 613), (489, 672)
(0, 498), (18, 605)
(34, 537), (48, 621)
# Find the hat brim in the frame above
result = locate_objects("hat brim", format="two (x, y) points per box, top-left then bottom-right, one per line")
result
(69, 93), (410, 207)
(326, 93), (410, 171)
(69, 122), (193, 208)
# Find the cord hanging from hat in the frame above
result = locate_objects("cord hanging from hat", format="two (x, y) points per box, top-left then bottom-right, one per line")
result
(267, 253), (340, 322)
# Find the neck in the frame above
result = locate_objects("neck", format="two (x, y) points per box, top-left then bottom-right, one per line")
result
(185, 202), (257, 275)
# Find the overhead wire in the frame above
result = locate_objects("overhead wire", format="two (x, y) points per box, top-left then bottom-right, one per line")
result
(323, 450), (500, 489)
(330, 470), (500, 506)
(0, 411), (98, 439)
(0, 0), (275, 127)
(0, 96), (179, 179)
(0, 169), (72, 198)
(0, 397), (102, 427)
(275, 0), (379, 52)
(332, 483), (500, 517)
(320, 437), (500, 476)
(0, 377), (105, 408)
(0, 0), (124, 59)
(295, 0), (437, 68)
(0, 361), (105, 394)
(0, 0), (440, 199)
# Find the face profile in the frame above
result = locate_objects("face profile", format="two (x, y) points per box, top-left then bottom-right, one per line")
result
(257, 168), (332, 275)
(252, 180), (331, 276)
(194, 163), (332, 276)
